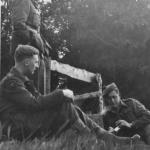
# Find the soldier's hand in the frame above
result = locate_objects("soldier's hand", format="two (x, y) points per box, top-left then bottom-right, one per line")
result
(108, 127), (114, 133)
(116, 120), (132, 128)
(62, 89), (74, 102)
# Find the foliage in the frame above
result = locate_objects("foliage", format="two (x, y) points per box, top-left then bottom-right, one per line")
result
(1, 0), (150, 108)
(65, 0), (150, 107)
(1, 0), (12, 77)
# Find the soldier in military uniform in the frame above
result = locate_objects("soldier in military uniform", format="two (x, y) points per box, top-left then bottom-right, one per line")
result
(11, 0), (51, 94)
(11, 0), (46, 55)
(102, 83), (150, 144)
(0, 45), (139, 143)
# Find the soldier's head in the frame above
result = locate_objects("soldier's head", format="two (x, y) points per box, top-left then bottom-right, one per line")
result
(14, 45), (39, 76)
(103, 83), (121, 108)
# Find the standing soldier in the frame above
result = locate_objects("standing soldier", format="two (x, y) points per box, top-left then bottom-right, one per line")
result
(11, 0), (51, 94)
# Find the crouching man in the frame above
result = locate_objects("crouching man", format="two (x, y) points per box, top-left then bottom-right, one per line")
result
(102, 83), (150, 144)
(0, 45), (140, 144)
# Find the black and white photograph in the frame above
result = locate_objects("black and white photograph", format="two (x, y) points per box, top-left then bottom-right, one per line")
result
(1, 0), (150, 149)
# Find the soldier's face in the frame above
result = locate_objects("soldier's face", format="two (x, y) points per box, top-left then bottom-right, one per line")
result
(104, 90), (121, 107)
(26, 55), (39, 75)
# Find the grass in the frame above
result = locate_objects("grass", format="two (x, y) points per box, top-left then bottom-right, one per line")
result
(0, 114), (149, 149)
(0, 130), (150, 150)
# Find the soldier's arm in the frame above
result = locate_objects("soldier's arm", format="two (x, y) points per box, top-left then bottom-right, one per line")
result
(12, 0), (30, 29)
(4, 78), (68, 110)
(130, 99), (150, 129)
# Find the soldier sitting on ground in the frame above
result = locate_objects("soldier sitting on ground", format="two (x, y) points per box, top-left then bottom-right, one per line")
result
(0, 45), (140, 144)
(102, 83), (150, 145)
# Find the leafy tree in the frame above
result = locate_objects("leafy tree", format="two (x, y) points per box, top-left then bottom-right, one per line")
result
(1, 0), (12, 77)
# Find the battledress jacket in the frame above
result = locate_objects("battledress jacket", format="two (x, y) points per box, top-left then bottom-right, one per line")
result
(0, 67), (78, 139)
(11, 0), (46, 56)
(103, 98), (150, 136)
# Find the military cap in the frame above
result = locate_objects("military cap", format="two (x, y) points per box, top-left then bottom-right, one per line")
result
(103, 83), (119, 97)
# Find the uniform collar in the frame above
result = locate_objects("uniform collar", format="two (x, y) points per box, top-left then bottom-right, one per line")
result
(9, 67), (29, 83)
(107, 100), (128, 114)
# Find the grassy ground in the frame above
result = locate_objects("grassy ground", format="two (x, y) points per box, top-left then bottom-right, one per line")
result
(0, 130), (150, 150)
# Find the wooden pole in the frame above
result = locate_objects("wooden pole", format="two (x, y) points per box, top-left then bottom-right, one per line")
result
(45, 56), (51, 94)
(50, 60), (96, 83)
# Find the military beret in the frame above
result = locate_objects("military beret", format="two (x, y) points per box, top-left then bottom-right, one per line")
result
(103, 83), (119, 97)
